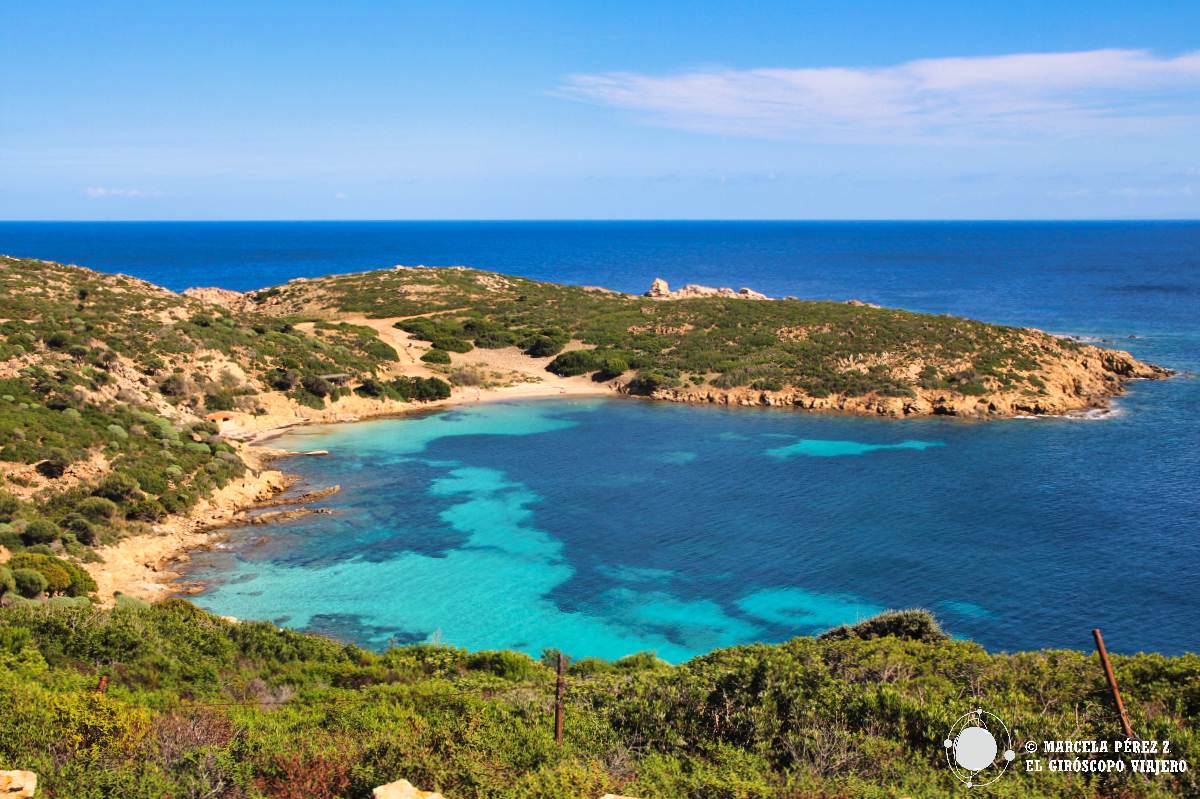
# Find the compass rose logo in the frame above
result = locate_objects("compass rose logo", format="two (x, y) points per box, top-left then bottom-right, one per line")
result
(944, 708), (1017, 788)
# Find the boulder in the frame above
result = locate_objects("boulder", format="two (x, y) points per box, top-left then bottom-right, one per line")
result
(646, 277), (670, 297)
(0, 770), (37, 798)
(372, 779), (445, 799)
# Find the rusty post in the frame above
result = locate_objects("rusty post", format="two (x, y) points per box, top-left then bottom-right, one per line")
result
(96, 674), (108, 694)
(554, 652), (565, 745)
(1092, 628), (1135, 739)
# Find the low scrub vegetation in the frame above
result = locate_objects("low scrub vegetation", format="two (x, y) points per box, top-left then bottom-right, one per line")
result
(273, 265), (1065, 400)
(0, 601), (1193, 798)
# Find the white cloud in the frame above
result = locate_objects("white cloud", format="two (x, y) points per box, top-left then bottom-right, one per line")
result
(559, 49), (1200, 141)
(83, 187), (157, 198)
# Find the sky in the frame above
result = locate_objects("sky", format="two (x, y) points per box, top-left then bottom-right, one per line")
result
(2, 1), (1199, 220)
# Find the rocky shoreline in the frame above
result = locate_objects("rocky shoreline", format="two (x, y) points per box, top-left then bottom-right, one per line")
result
(633, 345), (1170, 418)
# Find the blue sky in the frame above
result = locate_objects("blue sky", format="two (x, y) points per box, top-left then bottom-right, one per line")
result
(2, 1), (1199, 219)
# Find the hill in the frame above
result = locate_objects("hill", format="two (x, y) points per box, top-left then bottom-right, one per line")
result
(241, 264), (1169, 417)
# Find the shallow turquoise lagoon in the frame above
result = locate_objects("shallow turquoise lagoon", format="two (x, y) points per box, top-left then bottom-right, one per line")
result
(185, 393), (1197, 660)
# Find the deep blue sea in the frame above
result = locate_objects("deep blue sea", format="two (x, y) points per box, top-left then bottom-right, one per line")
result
(1, 222), (1196, 658)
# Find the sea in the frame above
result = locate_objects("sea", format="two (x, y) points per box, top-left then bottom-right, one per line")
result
(1, 221), (1196, 659)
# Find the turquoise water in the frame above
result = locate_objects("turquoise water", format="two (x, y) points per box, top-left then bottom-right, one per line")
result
(186, 388), (1195, 660)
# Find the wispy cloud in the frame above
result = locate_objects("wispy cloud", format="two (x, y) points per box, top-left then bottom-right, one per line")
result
(559, 49), (1200, 141)
(83, 187), (158, 198)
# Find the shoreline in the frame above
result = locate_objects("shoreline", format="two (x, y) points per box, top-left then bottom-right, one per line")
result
(83, 348), (1173, 606)
(84, 377), (613, 605)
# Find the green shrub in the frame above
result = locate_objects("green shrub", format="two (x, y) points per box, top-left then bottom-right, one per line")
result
(301, 375), (333, 397)
(9, 552), (97, 596)
(95, 472), (143, 503)
(11, 567), (46, 597)
(465, 650), (540, 680)
(819, 608), (949, 643)
(625, 371), (678, 395)
(0, 565), (13, 596)
(77, 496), (119, 521)
(204, 391), (236, 411)
(594, 355), (629, 381)
(21, 519), (60, 545)
(0, 491), (20, 522)
(546, 350), (601, 377)
(420, 348), (452, 364)
(389, 376), (451, 402)
(354, 378), (387, 398)
(524, 334), (566, 358)
(125, 498), (167, 522)
(265, 368), (298, 391)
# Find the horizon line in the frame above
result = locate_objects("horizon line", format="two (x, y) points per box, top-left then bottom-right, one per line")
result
(1, 218), (1199, 224)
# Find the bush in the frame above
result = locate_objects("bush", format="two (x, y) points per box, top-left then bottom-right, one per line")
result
(21, 519), (60, 545)
(204, 391), (235, 411)
(12, 568), (47, 598)
(301, 375), (333, 397)
(94, 472), (143, 503)
(0, 565), (13, 596)
(77, 496), (119, 521)
(390, 376), (451, 402)
(125, 498), (167, 522)
(63, 515), (99, 545)
(265, 368), (298, 391)
(465, 650), (540, 680)
(546, 350), (601, 377)
(0, 491), (20, 522)
(9, 552), (97, 596)
(354, 378), (386, 398)
(420, 348), (452, 364)
(524, 334), (566, 358)
(158, 374), (191, 397)
(594, 355), (629, 381)
(818, 609), (949, 643)
(625, 371), (678, 395)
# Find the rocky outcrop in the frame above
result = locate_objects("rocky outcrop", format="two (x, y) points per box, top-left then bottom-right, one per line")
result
(619, 342), (1171, 419)
(645, 277), (768, 300)
(373, 779), (445, 799)
(182, 286), (253, 314)
(0, 771), (37, 798)
(646, 277), (671, 297)
(254, 484), (341, 508)
(248, 507), (332, 525)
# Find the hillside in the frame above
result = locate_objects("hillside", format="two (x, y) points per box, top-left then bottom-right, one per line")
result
(241, 263), (1169, 417)
(0, 600), (1195, 798)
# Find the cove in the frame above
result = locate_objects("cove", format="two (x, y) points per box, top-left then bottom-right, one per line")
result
(184, 397), (1199, 659)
